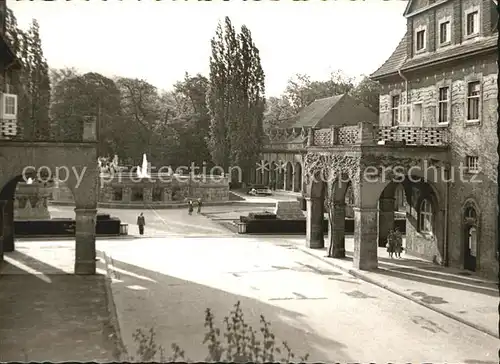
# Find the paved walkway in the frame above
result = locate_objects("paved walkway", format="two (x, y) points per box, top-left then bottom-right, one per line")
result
(278, 236), (499, 338)
(0, 249), (119, 362)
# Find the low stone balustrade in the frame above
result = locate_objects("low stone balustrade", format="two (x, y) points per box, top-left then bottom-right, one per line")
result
(309, 123), (449, 147)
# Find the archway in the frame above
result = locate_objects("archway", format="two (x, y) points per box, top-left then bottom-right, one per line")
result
(293, 162), (302, 192)
(285, 162), (293, 191)
(382, 178), (443, 263)
(0, 167), (98, 275)
(463, 202), (479, 271)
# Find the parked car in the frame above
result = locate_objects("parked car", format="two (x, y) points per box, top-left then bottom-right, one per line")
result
(247, 184), (272, 196)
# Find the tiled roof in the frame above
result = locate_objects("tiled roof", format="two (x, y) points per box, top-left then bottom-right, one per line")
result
(370, 33), (498, 80)
(370, 33), (408, 79)
(281, 94), (345, 128)
(401, 35), (498, 70)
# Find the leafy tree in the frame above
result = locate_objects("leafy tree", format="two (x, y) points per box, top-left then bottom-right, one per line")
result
(207, 17), (266, 182)
(165, 73), (212, 169)
(206, 20), (232, 171)
(351, 75), (380, 115)
(51, 72), (122, 155)
(115, 77), (175, 167)
(263, 96), (294, 129)
(5, 10), (51, 139)
(284, 71), (355, 113)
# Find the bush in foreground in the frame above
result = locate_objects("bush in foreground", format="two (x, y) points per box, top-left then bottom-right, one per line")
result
(131, 301), (310, 362)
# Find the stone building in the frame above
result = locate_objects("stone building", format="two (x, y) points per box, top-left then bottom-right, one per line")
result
(258, 93), (379, 216)
(370, 0), (498, 276)
(0, 0), (100, 274)
(253, 0), (498, 279)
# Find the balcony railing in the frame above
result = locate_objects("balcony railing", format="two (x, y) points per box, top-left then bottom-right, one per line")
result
(0, 117), (97, 142)
(309, 123), (449, 147)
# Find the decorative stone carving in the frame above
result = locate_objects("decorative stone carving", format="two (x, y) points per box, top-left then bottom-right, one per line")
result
(303, 152), (362, 184)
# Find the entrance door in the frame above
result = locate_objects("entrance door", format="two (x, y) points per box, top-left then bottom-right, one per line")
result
(412, 103), (423, 127)
(464, 225), (477, 271)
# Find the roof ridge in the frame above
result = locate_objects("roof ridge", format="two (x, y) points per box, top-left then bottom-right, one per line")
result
(312, 93), (345, 103)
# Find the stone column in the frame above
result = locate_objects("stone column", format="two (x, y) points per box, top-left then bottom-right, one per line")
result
(74, 208), (97, 275)
(3, 199), (14, 252)
(0, 200), (5, 261)
(122, 187), (131, 203)
(143, 187), (153, 202)
(353, 207), (378, 270)
(306, 197), (324, 249)
(328, 202), (346, 258)
(378, 197), (395, 247)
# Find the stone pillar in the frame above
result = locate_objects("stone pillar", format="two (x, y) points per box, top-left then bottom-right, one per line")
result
(0, 200), (5, 261)
(122, 187), (131, 203)
(306, 197), (324, 249)
(143, 187), (153, 202)
(74, 208), (97, 275)
(331, 126), (339, 145)
(3, 199), (14, 252)
(378, 197), (395, 247)
(353, 207), (378, 270)
(163, 187), (172, 202)
(328, 202), (346, 258)
(357, 121), (375, 145)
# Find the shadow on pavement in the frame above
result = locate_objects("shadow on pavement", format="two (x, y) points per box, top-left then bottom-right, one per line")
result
(0, 251), (118, 362)
(305, 247), (496, 297)
(103, 253), (351, 362)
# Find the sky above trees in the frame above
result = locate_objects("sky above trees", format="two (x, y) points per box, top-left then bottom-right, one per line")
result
(9, 0), (407, 97)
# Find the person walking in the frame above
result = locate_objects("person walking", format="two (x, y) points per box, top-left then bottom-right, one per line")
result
(188, 200), (194, 215)
(197, 198), (203, 214)
(137, 212), (146, 236)
(394, 228), (403, 258)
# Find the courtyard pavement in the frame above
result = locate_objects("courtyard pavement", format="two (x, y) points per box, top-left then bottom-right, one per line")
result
(0, 251), (118, 362)
(2, 202), (498, 362)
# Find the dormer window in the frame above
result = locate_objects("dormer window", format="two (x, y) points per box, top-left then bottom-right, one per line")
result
(416, 30), (426, 50)
(466, 9), (479, 37)
(415, 27), (426, 52)
(439, 19), (451, 45)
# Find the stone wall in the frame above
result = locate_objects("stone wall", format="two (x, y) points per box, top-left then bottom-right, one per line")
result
(52, 174), (230, 206)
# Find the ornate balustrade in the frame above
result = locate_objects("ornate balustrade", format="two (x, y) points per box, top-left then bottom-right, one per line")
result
(306, 123), (449, 147)
(376, 126), (449, 146)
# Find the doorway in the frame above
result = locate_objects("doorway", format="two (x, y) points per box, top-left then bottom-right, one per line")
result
(464, 225), (477, 271)
(412, 103), (423, 127)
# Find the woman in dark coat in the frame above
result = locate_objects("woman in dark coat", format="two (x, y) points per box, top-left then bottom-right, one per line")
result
(188, 200), (194, 215)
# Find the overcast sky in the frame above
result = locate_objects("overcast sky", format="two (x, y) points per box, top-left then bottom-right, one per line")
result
(9, 0), (407, 97)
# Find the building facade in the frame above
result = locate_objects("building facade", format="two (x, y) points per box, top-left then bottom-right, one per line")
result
(371, 0), (498, 276)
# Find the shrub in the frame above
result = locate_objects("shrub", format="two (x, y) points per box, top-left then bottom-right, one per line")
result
(130, 301), (309, 363)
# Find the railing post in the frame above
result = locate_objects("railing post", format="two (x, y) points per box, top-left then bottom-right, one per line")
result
(356, 121), (375, 145)
(331, 126), (339, 145)
(307, 128), (315, 147)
